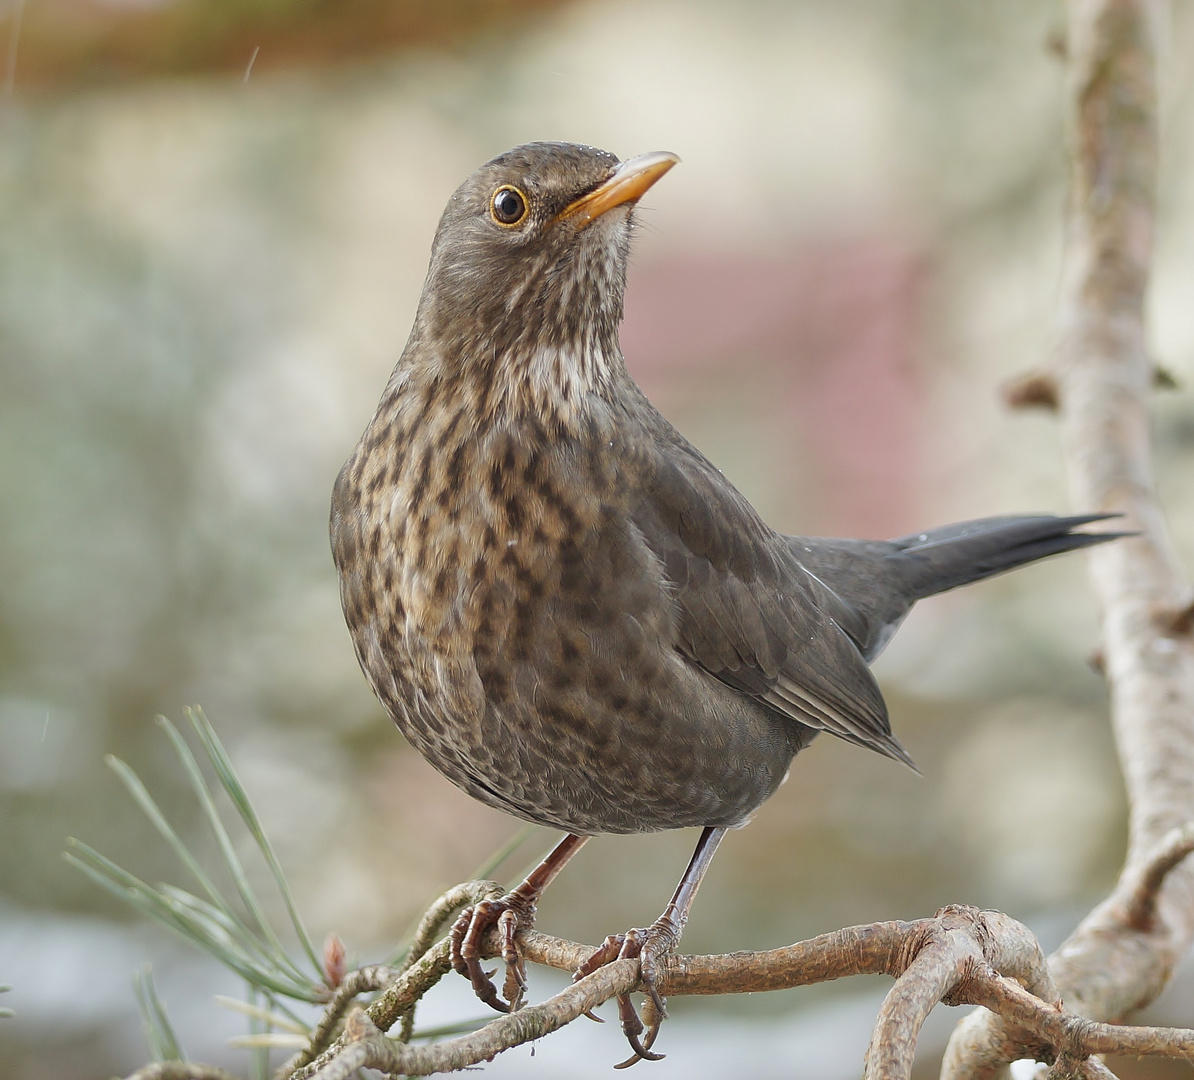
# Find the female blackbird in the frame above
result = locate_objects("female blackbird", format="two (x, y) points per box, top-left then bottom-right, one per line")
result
(330, 142), (1118, 1062)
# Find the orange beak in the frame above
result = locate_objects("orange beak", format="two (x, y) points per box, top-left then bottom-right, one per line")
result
(558, 151), (680, 226)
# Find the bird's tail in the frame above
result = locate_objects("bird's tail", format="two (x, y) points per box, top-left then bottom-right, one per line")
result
(791, 512), (1128, 663)
(889, 513), (1127, 601)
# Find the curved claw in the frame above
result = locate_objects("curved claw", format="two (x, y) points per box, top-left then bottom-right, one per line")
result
(613, 992), (665, 1068)
(640, 973), (669, 1022)
(498, 907), (528, 1010)
(449, 898), (532, 1014)
(573, 921), (678, 1065)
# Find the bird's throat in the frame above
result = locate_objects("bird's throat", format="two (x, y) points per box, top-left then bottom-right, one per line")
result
(493, 338), (623, 429)
(389, 329), (625, 438)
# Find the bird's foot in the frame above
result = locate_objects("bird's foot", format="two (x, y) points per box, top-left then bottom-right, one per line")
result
(449, 892), (536, 1013)
(574, 916), (681, 1067)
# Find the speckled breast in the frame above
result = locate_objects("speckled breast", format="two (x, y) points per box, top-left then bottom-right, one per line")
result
(331, 412), (800, 835)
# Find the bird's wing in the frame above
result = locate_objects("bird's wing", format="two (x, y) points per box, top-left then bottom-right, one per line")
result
(633, 432), (914, 767)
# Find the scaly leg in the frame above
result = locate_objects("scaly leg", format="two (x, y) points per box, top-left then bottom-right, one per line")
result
(574, 826), (728, 1066)
(450, 832), (590, 1011)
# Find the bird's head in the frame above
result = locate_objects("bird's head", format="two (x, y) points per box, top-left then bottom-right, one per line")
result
(412, 142), (678, 386)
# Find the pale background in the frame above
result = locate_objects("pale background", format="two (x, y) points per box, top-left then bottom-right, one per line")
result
(2, 1), (1194, 1077)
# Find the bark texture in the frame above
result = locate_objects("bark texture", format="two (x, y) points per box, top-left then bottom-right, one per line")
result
(946, 1), (1194, 1076)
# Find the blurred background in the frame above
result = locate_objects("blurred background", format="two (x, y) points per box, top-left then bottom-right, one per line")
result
(2, 1), (1194, 1077)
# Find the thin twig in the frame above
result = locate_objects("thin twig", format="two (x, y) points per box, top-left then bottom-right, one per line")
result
(1119, 823), (1194, 930)
(965, 973), (1194, 1060)
(288, 939), (458, 1079)
(403, 880), (502, 974)
(396, 880), (501, 1040)
(305, 960), (640, 1079)
(124, 1064), (241, 1080)
(277, 964), (398, 1075)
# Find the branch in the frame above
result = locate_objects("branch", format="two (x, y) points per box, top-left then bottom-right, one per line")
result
(129, 894), (1194, 1080)
(1119, 823), (1194, 931)
(301, 957), (641, 1080)
(274, 880), (502, 1077)
(947, 1), (1194, 1075)
(271, 901), (1194, 1080)
(277, 964), (397, 1075)
(124, 1065), (240, 1080)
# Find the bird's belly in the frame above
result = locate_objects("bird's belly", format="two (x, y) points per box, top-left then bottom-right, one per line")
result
(365, 607), (799, 835)
(477, 695), (799, 835)
(339, 430), (800, 835)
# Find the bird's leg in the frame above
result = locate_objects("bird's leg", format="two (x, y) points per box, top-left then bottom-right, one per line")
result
(450, 832), (589, 1012)
(574, 826), (728, 1066)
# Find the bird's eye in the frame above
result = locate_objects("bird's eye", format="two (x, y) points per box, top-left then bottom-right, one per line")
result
(490, 185), (528, 227)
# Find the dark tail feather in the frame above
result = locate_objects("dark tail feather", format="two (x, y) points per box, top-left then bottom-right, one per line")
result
(891, 513), (1128, 601)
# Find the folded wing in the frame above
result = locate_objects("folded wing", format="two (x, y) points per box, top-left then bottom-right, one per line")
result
(631, 428), (915, 768)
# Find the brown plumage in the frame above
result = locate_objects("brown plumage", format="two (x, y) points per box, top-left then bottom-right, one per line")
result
(330, 141), (1120, 1061)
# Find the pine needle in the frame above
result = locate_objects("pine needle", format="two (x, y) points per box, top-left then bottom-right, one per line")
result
(133, 966), (183, 1063)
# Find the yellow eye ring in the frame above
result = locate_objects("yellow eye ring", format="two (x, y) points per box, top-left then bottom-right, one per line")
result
(490, 185), (529, 227)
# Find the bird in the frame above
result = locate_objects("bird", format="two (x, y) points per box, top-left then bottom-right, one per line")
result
(329, 141), (1121, 1064)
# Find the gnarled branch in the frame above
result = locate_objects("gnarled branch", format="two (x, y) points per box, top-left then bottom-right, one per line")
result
(947, 1), (1194, 1076)
(255, 899), (1194, 1080)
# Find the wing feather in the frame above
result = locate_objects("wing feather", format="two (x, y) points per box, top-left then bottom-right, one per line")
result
(633, 428), (914, 767)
